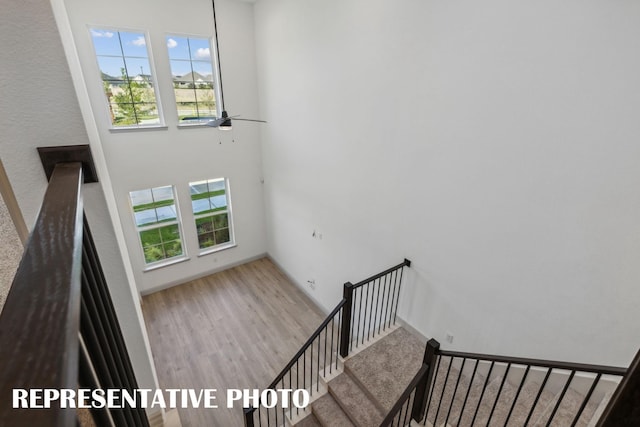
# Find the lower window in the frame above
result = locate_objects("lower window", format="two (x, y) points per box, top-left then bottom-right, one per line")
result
(189, 178), (234, 252)
(129, 185), (185, 265)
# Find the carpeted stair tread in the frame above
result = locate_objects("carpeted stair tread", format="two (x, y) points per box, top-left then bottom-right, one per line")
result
(312, 393), (356, 427)
(542, 388), (600, 427)
(328, 372), (385, 426)
(295, 413), (323, 427)
(425, 360), (560, 427)
(345, 327), (424, 412)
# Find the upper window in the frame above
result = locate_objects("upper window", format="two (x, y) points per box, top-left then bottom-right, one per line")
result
(90, 28), (162, 128)
(129, 185), (185, 266)
(166, 35), (218, 125)
(189, 178), (234, 252)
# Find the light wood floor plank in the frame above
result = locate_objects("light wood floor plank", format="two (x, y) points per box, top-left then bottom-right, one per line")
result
(142, 257), (327, 427)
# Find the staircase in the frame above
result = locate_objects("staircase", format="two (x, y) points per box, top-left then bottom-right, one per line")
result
(298, 327), (423, 427)
(289, 326), (622, 427)
(244, 260), (638, 427)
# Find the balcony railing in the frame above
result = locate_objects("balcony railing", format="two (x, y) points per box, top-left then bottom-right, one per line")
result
(0, 146), (148, 426)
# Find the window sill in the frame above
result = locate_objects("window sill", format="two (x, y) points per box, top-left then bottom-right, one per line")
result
(197, 242), (236, 257)
(109, 125), (168, 133)
(143, 255), (190, 272)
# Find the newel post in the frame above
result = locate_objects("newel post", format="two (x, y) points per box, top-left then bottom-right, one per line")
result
(411, 338), (440, 422)
(339, 282), (354, 358)
(243, 407), (255, 427)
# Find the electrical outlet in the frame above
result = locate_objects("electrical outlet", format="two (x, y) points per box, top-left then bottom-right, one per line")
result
(445, 332), (454, 344)
(307, 279), (316, 290)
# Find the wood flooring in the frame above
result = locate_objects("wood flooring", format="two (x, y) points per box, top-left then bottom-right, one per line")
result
(142, 257), (327, 427)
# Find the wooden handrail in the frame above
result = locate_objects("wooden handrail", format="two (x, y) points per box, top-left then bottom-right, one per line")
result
(0, 162), (84, 426)
(436, 349), (627, 377)
(266, 299), (346, 390)
(0, 151), (148, 426)
(351, 258), (411, 289)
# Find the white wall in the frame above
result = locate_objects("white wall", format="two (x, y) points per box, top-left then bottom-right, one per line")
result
(62, 0), (266, 293)
(0, 0), (160, 416)
(254, 0), (640, 367)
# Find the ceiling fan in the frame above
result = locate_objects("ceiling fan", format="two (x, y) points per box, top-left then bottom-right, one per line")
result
(206, 0), (266, 130)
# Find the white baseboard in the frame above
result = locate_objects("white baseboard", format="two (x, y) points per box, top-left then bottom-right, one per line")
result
(140, 253), (268, 296)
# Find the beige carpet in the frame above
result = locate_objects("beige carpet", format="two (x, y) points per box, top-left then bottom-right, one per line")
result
(345, 327), (425, 413)
(0, 194), (23, 312)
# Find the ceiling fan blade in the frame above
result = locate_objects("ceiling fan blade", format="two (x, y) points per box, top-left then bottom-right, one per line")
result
(232, 118), (267, 123)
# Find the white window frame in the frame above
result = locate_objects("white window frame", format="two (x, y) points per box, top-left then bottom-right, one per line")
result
(165, 33), (223, 127)
(128, 185), (188, 271)
(189, 177), (236, 256)
(88, 26), (166, 130)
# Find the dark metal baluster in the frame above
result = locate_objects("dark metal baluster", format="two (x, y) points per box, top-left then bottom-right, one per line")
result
(487, 363), (511, 426)
(373, 278), (382, 337)
(505, 365), (531, 425)
(324, 324), (328, 378)
(524, 368), (552, 426)
(281, 378), (286, 425)
(336, 308), (342, 368)
(402, 392), (414, 426)
(363, 281), (370, 343)
(329, 316), (335, 374)
(570, 373), (601, 427)
(296, 359), (300, 416)
(455, 359), (479, 426)
(355, 287), (363, 348)
(393, 266), (405, 324)
(397, 396), (407, 427)
(316, 335), (320, 392)
(444, 357), (467, 426)
(309, 340), (313, 394)
(80, 295), (130, 426)
(470, 361), (495, 426)
(78, 335), (114, 427)
(434, 356), (454, 425)
(386, 270), (398, 332)
(289, 370), (293, 420)
(267, 405), (271, 427)
(546, 370), (576, 427)
(351, 288), (357, 351)
(382, 271), (394, 333)
(83, 218), (148, 427)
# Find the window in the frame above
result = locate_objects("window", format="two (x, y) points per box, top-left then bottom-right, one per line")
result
(166, 35), (218, 124)
(129, 186), (184, 265)
(189, 178), (234, 252)
(90, 28), (161, 127)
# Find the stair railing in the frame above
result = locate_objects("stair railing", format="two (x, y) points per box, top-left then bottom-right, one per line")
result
(0, 147), (149, 427)
(244, 300), (346, 427)
(385, 338), (629, 427)
(380, 339), (439, 427)
(244, 259), (412, 427)
(340, 259), (411, 357)
(380, 364), (429, 426)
